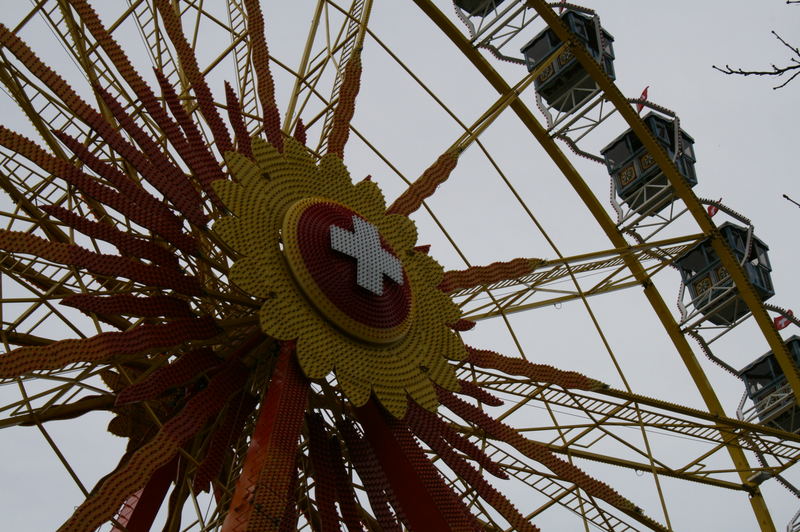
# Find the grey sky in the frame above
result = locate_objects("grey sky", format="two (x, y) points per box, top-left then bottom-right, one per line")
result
(1, 1), (799, 530)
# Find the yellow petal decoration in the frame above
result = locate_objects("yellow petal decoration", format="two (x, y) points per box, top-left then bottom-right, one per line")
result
(213, 137), (466, 418)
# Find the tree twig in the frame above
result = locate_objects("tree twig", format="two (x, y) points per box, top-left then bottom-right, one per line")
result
(713, 29), (800, 89)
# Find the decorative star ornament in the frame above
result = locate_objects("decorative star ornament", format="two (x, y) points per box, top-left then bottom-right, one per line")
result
(214, 147), (466, 417)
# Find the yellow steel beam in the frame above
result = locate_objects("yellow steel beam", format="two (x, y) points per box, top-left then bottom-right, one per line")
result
(354, 0), (374, 48)
(0, 251), (133, 332)
(478, 368), (800, 462)
(0, 45), (118, 230)
(283, 0), (325, 132)
(311, 0), (374, 150)
(491, 445), (646, 530)
(456, 236), (701, 320)
(0, 394), (114, 429)
(458, 423), (747, 491)
(0, 54), (72, 165)
(533, 2), (800, 407)
(1, 330), (54, 347)
(412, 1), (777, 528)
(545, 442), (746, 492)
(466, 280), (638, 320)
(528, 235), (697, 276)
(285, 3), (369, 133)
(478, 370), (800, 459)
(470, 376), (800, 503)
(527, 5), (792, 527)
(0, 170), (68, 244)
(599, 386), (800, 443)
(0, 253), (73, 298)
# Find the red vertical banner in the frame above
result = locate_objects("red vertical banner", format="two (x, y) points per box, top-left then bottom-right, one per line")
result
(356, 399), (478, 532)
(221, 341), (308, 531)
(111, 456), (178, 532)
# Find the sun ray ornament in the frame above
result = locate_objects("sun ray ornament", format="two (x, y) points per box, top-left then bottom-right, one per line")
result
(0, 1), (674, 531)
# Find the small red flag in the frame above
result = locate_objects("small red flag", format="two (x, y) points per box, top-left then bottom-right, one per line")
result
(775, 310), (794, 331)
(707, 198), (722, 217)
(636, 86), (649, 114)
(558, 0), (566, 14)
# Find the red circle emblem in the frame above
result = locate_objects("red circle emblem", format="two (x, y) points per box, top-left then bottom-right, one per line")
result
(282, 198), (412, 344)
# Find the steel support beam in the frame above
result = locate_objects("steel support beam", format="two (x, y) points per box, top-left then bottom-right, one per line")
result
(411, 1), (777, 528)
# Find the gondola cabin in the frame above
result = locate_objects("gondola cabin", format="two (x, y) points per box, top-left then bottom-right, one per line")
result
(520, 9), (615, 113)
(739, 336), (800, 433)
(675, 223), (773, 326)
(600, 113), (697, 216)
(454, 0), (506, 17)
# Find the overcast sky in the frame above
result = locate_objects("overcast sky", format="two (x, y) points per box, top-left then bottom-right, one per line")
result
(1, 1), (800, 531)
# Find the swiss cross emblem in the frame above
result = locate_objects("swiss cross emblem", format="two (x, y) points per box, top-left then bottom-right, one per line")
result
(330, 216), (404, 296)
(282, 198), (413, 344)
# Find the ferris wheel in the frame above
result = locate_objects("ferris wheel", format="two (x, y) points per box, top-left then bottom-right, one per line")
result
(0, 1), (798, 531)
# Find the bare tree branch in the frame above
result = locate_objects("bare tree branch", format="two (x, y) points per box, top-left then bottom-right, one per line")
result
(713, 30), (800, 89)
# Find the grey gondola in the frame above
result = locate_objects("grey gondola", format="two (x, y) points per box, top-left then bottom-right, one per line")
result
(600, 112), (697, 216)
(520, 9), (615, 113)
(675, 223), (773, 326)
(739, 336), (800, 433)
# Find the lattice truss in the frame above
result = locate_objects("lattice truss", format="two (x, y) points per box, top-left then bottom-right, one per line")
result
(0, 1), (797, 531)
(448, 238), (701, 321)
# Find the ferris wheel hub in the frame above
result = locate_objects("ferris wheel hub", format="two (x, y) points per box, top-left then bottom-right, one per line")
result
(282, 197), (413, 345)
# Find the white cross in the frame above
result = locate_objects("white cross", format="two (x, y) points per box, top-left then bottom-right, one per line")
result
(330, 216), (404, 296)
